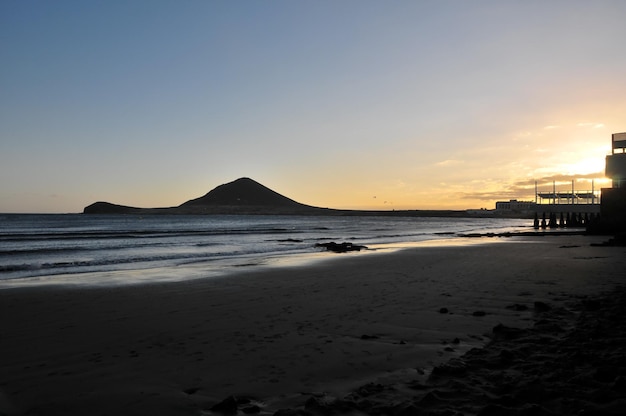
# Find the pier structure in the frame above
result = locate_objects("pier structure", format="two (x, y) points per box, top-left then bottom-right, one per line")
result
(536, 182), (599, 205)
(495, 179), (601, 215)
(524, 179), (601, 229)
(533, 179), (601, 214)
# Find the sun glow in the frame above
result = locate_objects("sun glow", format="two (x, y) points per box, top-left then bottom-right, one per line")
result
(561, 157), (606, 176)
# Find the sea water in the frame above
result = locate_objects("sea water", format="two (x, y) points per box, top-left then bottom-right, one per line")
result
(0, 214), (531, 287)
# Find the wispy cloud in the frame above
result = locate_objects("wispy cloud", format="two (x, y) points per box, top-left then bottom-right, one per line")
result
(577, 122), (605, 129)
(458, 189), (533, 202)
(456, 171), (606, 203)
(435, 159), (463, 167)
(514, 172), (605, 187)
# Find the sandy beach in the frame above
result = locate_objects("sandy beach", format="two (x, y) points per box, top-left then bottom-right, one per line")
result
(1, 234), (625, 415)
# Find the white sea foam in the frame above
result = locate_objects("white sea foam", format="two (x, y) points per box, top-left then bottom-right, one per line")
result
(0, 214), (532, 287)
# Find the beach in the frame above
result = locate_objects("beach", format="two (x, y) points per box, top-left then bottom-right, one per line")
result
(1, 234), (625, 415)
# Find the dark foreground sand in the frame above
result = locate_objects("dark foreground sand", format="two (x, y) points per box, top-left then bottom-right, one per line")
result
(1, 235), (625, 415)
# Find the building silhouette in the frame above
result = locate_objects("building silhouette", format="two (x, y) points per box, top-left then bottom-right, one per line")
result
(599, 132), (626, 232)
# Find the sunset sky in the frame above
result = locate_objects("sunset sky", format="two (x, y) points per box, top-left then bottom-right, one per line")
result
(2, 1), (625, 213)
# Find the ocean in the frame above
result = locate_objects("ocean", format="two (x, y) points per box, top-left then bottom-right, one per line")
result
(0, 214), (532, 288)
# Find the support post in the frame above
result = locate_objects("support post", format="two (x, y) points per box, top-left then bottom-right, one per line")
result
(592, 179), (595, 204)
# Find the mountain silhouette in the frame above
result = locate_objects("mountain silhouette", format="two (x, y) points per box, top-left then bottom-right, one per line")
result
(83, 177), (470, 217)
(180, 177), (307, 209)
(84, 177), (321, 215)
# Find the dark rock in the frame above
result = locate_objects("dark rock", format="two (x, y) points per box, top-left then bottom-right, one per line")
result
(273, 410), (312, 416)
(492, 324), (527, 340)
(473, 310), (487, 317)
(439, 307), (449, 314)
(478, 404), (512, 416)
(431, 358), (467, 376)
(236, 397), (254, 405)
(534, 321), (564, 333)
(304, 395), (361, 414)
(330, 399), (359, 413)
(183, 387), (199, 395)
(242, 405), (261, 414)
(393, 402), (422, 416)
(499, 349), (515, 364)
(491, 394), (521, 407)
(315, 242), (368, 253)
(304, 396), (326, 413)
(353, 399), (374, 412)
(534, 301), (551, 312)
(583, 299), (602, 311)
(506, 303), (529, 311)
(406, 380), (429, 390)
(211, 395), (239, 414)
(354, 382), (385, 397)
(371, 404), (397, 415)
(418, 390), (446, 406)
(360, 334), (379, 340)
(518, 404), (557, 416)
(613, 376), (626, 392)
(514, 380), (556, 402)
(595, 366), (619, 383)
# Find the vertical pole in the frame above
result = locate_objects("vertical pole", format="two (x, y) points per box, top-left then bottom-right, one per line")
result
(553, 181), (556, 205)
(535, 180), (538, 204)
(592, 179), (595, 204)
(572, 179), (574, 205)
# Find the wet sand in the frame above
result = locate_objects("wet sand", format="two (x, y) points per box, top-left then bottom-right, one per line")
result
(1, 235), (624, 415)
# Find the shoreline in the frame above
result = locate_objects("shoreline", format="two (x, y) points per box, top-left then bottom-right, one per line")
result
(1, 235), (624, 415)
(0, 215), (536, 290)
(0, 235), (502, 290)
(0, 228), (589, 290)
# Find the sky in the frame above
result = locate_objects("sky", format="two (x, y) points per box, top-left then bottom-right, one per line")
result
(2, 0), (626, 213)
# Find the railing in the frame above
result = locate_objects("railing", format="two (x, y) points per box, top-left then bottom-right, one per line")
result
(536, 191), (599, 205)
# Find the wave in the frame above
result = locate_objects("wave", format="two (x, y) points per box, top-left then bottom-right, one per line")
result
(0, 251), (235, 277)
(0, 242), (312, 279)
(0, 238), (187, 256)
(0, 227), (302, 242)
(0, 247), (93, 256)
(0, 215), (532, 285)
